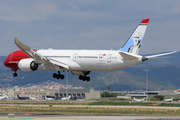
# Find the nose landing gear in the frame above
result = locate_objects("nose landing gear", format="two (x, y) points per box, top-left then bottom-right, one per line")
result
(13, 73), (18, 77)
(13, 69), (18, 77)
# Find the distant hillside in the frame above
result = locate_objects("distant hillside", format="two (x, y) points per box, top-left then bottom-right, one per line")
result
(0, 51), (180, 91)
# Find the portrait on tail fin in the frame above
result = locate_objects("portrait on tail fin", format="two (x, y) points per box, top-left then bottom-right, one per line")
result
(128, 32), (141, 54)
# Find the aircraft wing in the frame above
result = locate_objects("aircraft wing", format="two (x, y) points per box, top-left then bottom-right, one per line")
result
(144, 51), (177, 59)
(14, 37), (69, 70)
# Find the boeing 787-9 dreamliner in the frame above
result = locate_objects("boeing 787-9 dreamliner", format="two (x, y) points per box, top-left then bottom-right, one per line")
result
(4, 19), (176, 81)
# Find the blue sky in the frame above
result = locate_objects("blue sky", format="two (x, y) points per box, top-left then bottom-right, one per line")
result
(0, 0), (180, 55)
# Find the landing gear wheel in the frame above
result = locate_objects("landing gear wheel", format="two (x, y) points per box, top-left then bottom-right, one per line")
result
(13, 69), (18, 77)
(56, 76), (60, 79)
(60, 75), (64, 79)
(53, 71), (64, 80)
(86, 77), (90, 81)
(13, 73), (18, 77)
(53, 73), (57, 78)
(79, 75), (83, 80)
(79, 75), (90, 81)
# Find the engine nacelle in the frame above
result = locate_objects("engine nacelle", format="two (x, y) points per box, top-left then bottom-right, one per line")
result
(71, 71), (90, 76)
(18, 59), (38, 72)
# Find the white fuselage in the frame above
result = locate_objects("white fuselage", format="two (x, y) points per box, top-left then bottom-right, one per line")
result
(164, 98), (173, 102)
(0, 96), (6, 100)
(133, 98), (145, 102)
(36, 49), (143, 72)
(30, 97), (37, 100)
(45, 97), (54, 100)
(61, 96), (71, 101)
(61, 98), (70, 101)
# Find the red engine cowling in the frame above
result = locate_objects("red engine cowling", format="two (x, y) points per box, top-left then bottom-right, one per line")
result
(18, 58), (38, 72)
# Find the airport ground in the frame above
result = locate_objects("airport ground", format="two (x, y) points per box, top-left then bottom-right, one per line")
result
(0, 100), (180, 119)
(1, 113), (180, 120)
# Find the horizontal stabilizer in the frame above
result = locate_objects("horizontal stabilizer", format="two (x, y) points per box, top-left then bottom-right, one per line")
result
(145, 51), (177, 59)
(119, 52), (140, 60)
(147, 57), (172, 60)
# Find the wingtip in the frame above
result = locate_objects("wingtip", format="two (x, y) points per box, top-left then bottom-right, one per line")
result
(140, 18), (150, 24)
(170, 51), (177, 54)
(14, 36), (19, 43)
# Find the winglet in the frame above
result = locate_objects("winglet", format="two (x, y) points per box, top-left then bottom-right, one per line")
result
(14, 37), (34, 58)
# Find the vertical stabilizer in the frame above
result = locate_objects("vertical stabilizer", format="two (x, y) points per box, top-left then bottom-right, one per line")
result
(120, 19), (149, 54)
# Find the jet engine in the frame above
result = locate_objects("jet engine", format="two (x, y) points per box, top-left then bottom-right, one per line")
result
(71, 71), (90, 76)
(18, 58), (38, 72)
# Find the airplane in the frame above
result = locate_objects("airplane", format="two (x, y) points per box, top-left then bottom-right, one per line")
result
(133, 98), (145, 102)
(3, 18), (177, 81)
(29, 96), (38, 100)
(17, 95), (30, 100)
(45, 96), (54, 100)
(76, 98), (85, 101)
(61, 95), (71, 101)
(11, 95), (18, 100)
(164, 98), (173, 102)
(0, 95), (8, 101)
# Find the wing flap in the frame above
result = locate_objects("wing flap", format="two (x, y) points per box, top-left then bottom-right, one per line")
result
(48, 58), (69, 69)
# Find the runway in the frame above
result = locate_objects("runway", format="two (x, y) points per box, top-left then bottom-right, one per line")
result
(2, 104), (180, 110)
(0, 113), (180, 120)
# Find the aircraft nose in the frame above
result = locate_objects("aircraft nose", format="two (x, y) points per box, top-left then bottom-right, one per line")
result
(4, 52), (14, 68)
(4, 56), (9, 67)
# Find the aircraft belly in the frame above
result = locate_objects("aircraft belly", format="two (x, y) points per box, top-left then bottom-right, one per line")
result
(68, 61), (83, 70)
(75, 59), (103, 71)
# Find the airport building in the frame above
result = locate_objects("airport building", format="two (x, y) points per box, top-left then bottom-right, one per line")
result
(126, 90), (180, 99)
(7, 88), (100, 100)
(55, 88), (100, 100)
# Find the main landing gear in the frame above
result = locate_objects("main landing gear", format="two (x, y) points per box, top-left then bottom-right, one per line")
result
(79, 75), (90, 82)
(13, 69), (18, 77)
(53, 71), (64, 79)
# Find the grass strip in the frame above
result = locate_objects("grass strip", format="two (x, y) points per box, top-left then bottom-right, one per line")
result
(0, 106), (180, 116)
(88, 101), (155, 106)
(88, 101), (180, 107)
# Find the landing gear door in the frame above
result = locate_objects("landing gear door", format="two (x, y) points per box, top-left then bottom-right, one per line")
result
(107, 54), (112, 62)
(73, 53), (77, 61)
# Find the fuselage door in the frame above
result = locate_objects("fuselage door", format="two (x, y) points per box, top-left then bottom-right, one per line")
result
(73, 53), (77, 61)
(107, 54), (112, 62)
